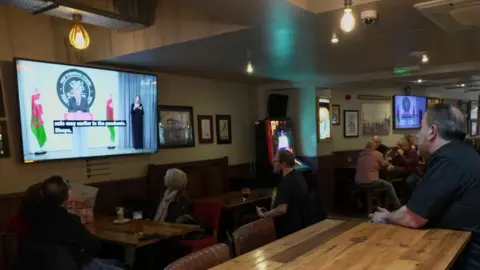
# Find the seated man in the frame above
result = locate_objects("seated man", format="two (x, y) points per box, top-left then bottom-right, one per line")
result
(372, 135), (389, 157)
(391, 138), (421, 199)
(355, 141), (401, 210)
(26, 176), (124, 270)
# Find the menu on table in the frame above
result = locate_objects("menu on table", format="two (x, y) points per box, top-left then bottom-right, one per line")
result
(0, 121), (10, 158)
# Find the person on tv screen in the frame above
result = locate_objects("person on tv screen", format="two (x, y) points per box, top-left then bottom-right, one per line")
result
(67, 80), (90, 113)
(131, 95), (144, 149)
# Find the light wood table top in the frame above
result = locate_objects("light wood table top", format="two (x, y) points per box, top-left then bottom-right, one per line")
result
(214, 189), (272, 209)
(212, 219), (471, 270)
(85, 217), (200, 247)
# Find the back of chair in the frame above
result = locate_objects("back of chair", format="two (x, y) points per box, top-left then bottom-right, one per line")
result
(193, 199), (222, 234)
(164, 243), (230, 270)
(233, 218), (276, 256)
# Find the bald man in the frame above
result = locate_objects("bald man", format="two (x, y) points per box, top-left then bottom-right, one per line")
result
(372, 135), (389, 156)
(370, 104), (480, 270)
(355, 141), (401, 209)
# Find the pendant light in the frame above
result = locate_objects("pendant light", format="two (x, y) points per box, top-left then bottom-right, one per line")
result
(340, 0), (355, 33)
(69, 14), (90, 50)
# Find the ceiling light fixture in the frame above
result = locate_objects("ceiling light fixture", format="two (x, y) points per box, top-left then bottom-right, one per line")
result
(341, 0), (355, 33)
(69, 14), (90, 50)
(331, 34), (339, 44)
(461, 83), (466, 87)
(417, 79), (423, 83)
(246, 61), (254, 74)
(421, 54), (429, 64)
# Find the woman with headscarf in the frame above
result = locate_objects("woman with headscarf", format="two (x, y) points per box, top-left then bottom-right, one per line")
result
(153, 169), (191, 222)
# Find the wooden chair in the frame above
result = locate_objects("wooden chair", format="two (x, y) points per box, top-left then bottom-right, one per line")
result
(232, 218), (276, 256)
(164, 243), (230, 270)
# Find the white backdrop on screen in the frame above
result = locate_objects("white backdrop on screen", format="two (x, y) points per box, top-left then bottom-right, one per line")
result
(17, 61), (119, 154)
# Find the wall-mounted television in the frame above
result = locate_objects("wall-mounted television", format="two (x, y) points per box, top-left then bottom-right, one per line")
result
(392, 95), (427, 130)
(15, 58), (158, 163)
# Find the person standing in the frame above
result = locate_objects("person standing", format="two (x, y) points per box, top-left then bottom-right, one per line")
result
(355, 141), (401, 210)
(256, 150), (309, 239)
(131, 95), (144, 149)
(369, 104), (480, 270)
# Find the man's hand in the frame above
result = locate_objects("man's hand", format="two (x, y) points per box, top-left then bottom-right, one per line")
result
(369, 207), (391, 224)
(397, 149), (404, 156)
(256, 206), (265, 218)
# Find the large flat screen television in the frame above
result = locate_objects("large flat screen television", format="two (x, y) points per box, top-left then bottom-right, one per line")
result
(393, 95), (427, 130)
(15, 58), (158, 163)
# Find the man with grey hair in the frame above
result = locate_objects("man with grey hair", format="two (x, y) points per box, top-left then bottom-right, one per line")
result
(370, 104), (480, 269)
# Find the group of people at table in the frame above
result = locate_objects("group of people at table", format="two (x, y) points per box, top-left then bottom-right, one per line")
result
(6, 103), (480, 270)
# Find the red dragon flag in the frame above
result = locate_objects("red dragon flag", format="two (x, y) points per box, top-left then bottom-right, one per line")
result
(106, 95), (115, 143)
(31, 89), (47, 148)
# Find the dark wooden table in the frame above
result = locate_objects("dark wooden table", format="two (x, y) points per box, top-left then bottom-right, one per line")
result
(213, 219), (471, 269)
(86, 217), (199, 265)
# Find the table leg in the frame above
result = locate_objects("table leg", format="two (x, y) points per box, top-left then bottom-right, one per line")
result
(124, 247), (136, 267)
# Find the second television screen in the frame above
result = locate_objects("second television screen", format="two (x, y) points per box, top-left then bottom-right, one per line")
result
(16, 59), (158, 163)
(393, 95), (427, 129)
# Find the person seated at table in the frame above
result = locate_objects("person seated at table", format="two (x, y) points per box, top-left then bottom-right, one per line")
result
(391, 138), (421, 200)
(369, 104), (480, 270)
(256, 150), (310, 239)
(372, 135), (389, 157)
(154, 168), (192, 223)
(355, 141), (401, 210)
(8, 182), (43, 242)
(25, 176), (125, 270)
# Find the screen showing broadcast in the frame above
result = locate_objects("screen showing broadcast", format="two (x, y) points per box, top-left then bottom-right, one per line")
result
(266, 120), (306, 169)
(393, 95), (427, 130)
(15, 59), (158, 163)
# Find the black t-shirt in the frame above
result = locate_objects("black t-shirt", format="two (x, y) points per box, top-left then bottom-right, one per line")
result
(377, 144), (389, 156)
(273, 170), (309, 239)
(407, 141), (480, 270)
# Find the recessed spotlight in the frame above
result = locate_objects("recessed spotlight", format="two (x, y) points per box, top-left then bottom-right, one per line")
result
(417, 79), (423, 83)
(331, 34), (339, 44)
(461, 83), (466, 87)
(421, 54), (429, 64)
(245, 61), (254, 74)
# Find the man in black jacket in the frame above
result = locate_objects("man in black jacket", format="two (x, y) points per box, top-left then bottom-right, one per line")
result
(26, 176), (124, 270)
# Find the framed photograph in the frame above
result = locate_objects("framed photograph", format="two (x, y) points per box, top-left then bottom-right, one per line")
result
(216, 115), (232, 144)
(316, 97), (332, 141)
(332, 104), (340, 125)
(427, 97), (441, 108)
(197, 115), (214, 144)
(344, 110), (359, 138)
(158, 105), (195, 148)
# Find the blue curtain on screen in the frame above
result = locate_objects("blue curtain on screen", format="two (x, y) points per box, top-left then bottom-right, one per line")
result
(117, 73), (157, 149)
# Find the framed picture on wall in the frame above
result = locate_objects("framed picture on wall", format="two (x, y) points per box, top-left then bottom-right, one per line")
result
(216, 115), (232, 144)
(158, 105), (195, 148)
(427, 97), (441, 107)
(316, 97), (332, 141)
(344, 110), (359, 138)
(332, 104), (340, 126)
(197, 115), (214, 144)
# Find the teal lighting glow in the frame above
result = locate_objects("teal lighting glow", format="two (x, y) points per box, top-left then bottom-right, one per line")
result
(298, 86), (317, 157)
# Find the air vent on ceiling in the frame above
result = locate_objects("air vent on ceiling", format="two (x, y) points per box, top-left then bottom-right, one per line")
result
(2, 0), (158, 31)
(414, 0), (480, 31)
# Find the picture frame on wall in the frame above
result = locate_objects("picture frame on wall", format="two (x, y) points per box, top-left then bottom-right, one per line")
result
(158, 105), (195, 148)
(316, 97), (332, 141)
(332, 104), (340, 125)
(344, 110), (359, 138)
(216, 114), (232, 144)
(197, 115), (214, 144)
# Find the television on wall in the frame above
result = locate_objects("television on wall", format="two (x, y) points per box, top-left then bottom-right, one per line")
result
(392, 95), (427, 130)
(15, 58), (158, 163)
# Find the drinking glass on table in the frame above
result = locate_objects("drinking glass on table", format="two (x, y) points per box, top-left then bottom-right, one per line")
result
(241, 188), (251, 202)
(116, 206), (125, 221)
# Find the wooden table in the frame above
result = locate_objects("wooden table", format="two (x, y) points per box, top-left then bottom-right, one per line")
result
(212, 219), (471, 270)
(86, 217), (199, 265)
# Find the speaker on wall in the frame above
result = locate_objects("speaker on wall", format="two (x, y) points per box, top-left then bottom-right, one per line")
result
(267, 94), (289, 119)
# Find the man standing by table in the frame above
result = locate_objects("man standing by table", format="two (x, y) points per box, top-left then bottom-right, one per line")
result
(257, 150), (309, 239)
(370, 104), (480, 270)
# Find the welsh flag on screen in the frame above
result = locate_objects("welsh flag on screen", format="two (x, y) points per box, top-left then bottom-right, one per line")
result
(106, 96), (115, 142)
(31, 89), (47, 147)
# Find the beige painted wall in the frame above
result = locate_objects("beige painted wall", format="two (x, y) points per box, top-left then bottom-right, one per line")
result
(0, 7), (257, 194)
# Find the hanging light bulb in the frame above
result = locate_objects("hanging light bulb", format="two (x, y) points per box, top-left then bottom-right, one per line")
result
(340, 1), (355, 33)
(421, 54), (429, 64)
(69, 14), (90, 50)
(246, 61), (254, 74)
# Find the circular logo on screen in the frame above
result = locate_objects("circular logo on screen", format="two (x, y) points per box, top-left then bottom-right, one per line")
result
(56, 69), (96, 110)
(402, 96), (411, 112)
